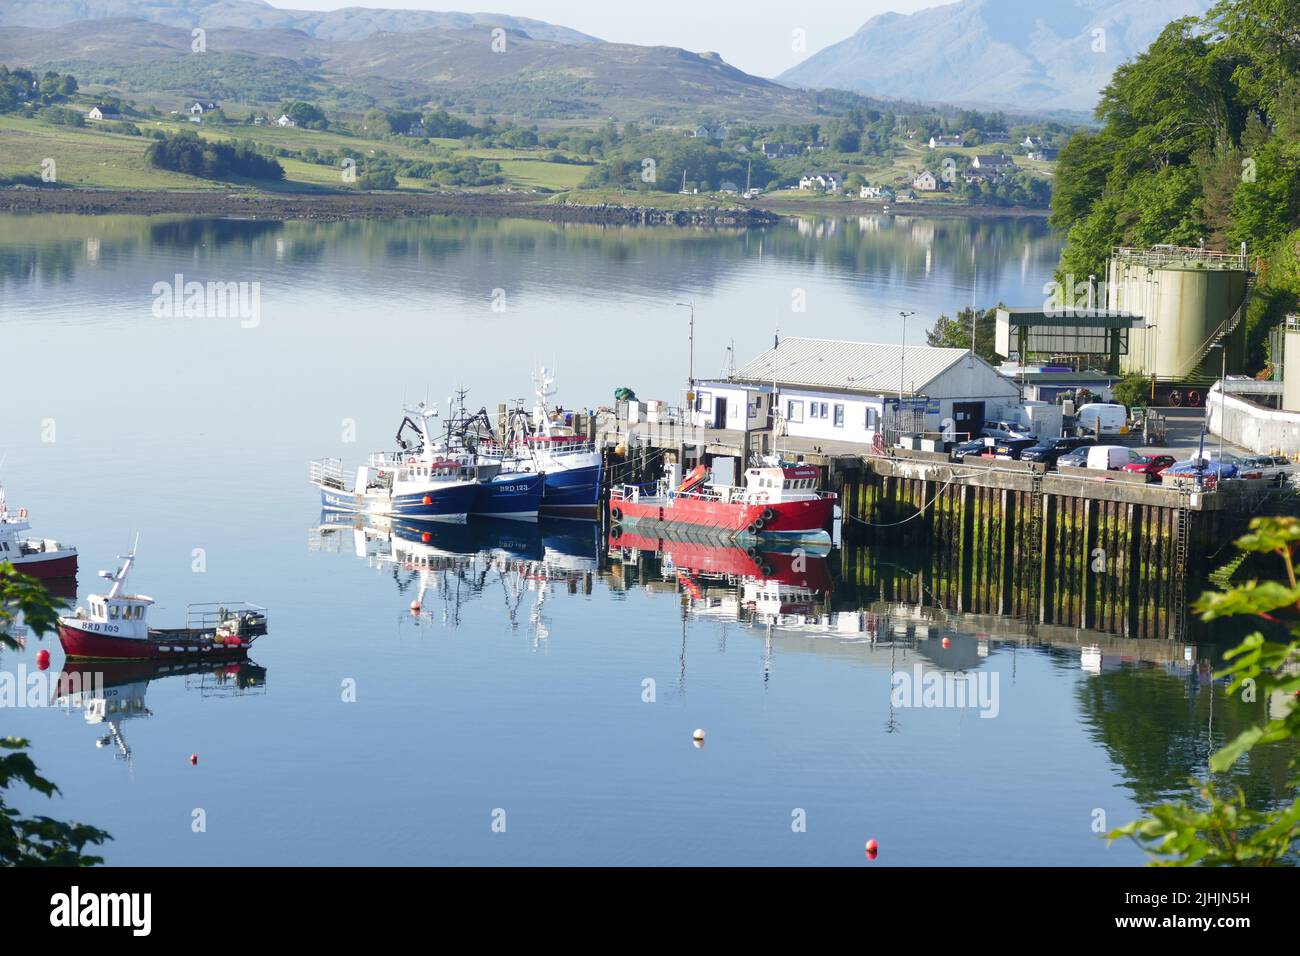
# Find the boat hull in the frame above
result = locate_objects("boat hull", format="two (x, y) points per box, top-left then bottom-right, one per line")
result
(609, 493), (834, 542)
(318, 482), (477, 521)
(6, 551), (78, 580)
(57, 621), (253, 661)
(473, 472), (544, 520)
(540, 462), (603, 519)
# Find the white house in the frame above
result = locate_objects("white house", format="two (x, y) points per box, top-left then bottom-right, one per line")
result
(690, 381), (773, 430)
(1022, 135), (1043, 148)
(86, 105), (122, 121)
(276, 114), (297, 128)
(798, 172), (840, 192)
(913, 169), (940, 191)
(729, 337), (1021, 447)
(859, 185), (894, 200)
(929, 134), (963, 149)
(972, 154), (1016, 172)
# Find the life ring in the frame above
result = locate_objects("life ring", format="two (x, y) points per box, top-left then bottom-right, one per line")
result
(1188, 390), (1201, 407)
(17, 508), (27, 519)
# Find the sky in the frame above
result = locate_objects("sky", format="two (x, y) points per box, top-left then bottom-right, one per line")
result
(284, 0), (948, 77)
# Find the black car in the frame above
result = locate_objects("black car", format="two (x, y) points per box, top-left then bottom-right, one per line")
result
(1020, 436), (1095, 467)
(991, 437), (1039, 460)
(950, 437), (994, 461)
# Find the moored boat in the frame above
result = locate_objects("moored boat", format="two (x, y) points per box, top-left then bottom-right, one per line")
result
(609, 461), (835, 543)
(311, 404), (480, 521)
(0, 484), (78, 580)
(57, 548), (267, 661)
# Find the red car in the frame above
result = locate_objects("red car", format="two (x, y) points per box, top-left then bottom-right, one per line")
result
(1121, 454), (1176, 481)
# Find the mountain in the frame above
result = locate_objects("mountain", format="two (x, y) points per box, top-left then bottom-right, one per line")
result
(779, 0), (1213, 113)
(0, 0), (599, 45)
(0, 17), (819, 121)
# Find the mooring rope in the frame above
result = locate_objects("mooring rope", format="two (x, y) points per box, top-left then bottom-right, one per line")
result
(847, 470), (978, 528)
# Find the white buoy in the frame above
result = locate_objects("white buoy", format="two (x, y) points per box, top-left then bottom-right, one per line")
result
(410, 601), (421, 612)
(692, 728), (706, 745)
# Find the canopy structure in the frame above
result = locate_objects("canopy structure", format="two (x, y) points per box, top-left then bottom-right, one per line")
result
(995, 307), (1145, 375)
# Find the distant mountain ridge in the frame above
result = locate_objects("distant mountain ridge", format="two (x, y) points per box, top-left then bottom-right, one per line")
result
(780, 0), (1213, 112)
(0, 0), (599, 45)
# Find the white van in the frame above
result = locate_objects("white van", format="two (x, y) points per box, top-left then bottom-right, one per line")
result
(1086, 445), (1133, 471)
(1076, 403), (1129, 436)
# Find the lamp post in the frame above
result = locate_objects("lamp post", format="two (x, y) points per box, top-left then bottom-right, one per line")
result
(676, 300), (695, 407)
(899, 310), (915, 402)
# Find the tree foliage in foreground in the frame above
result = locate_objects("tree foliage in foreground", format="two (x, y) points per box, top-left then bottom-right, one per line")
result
(1109, 517), (1300, 865)
(1, 563), (111, 866)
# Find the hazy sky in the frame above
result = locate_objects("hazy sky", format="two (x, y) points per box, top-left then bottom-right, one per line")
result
(289, 0), (947, 77)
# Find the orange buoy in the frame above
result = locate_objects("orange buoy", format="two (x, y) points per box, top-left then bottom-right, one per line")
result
(422, 495), (433, 506)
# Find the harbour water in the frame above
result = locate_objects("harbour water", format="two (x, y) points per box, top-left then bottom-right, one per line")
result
(0, 212), (1291, 865)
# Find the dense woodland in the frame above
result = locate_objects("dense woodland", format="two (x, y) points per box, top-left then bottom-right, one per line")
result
(1051, 0), (1300, 369)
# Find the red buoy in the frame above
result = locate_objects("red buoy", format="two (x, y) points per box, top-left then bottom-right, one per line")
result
(941, 637), (951, 649)
(422, 495), (433, 506)
(422, 532), (432, 543)
(865, 838), (878, 853)
(190, 754), (198, 766)
(35, 649), (50, 670)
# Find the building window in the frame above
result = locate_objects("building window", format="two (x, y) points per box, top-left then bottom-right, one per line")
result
(696, 391), (712, 413)
(833, 404), (845, 427)
(866, 407), (879, 430)
(787, 399), (804, 423)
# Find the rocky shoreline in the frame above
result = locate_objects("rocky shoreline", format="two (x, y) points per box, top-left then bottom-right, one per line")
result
(0, 187), (780, 226)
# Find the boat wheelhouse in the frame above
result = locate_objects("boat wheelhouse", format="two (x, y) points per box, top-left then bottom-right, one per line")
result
(609, 461), (835, 542)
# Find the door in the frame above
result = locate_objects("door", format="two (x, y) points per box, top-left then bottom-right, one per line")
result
(714, 396), (728, 429)
(951, 401), (984, 442)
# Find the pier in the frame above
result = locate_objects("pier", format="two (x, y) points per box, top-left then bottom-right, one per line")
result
(593, 408), (1296, 640)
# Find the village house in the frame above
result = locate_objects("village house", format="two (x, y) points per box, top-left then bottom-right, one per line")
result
(692, 125), (726, 141)
(86, 105), (122, 121)
(1022, 135), (1043, 149)
(728, 337), (1021, 448)
(189, 101), (219, 115)
(859, 185), (894, 200)
(928, 134), (963, 149)
(761, 142), (801, 159)
(982, 131), (1010, 143)
(1027, 148), (1058, 162)
(912, 169), (941, 192)
(276, 114), (297, 127)
(798, 172), (840, 192)
(972, 154), (1017, 172)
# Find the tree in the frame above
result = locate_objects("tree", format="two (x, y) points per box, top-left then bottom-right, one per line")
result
(1112, 372), (1153, 408)
(358, 168), (398, 190)
(1, 564), (112, 865)
(1109, 516), (1300, 865)
(925, 306), (1002, 363)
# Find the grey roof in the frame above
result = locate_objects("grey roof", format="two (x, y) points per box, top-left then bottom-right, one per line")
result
(732, 336), (985, 397)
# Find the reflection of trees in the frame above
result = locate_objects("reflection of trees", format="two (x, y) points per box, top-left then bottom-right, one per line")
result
(0, 212), (1060, 304)
(1075, 668), (1296, 808)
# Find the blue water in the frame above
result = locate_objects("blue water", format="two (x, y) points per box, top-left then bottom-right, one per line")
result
(0, 213), (1279, 865)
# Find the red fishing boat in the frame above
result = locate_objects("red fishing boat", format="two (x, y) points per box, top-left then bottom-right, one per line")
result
(0, 484), (77, 580)
(57, 547), (267, 661)
(608, 462), (835, 542)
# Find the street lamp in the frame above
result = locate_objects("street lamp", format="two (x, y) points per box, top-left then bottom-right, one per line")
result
(676, 300), (695, 406)
(899, 310), (915, 402)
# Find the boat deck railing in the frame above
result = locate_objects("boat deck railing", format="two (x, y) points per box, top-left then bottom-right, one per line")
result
(310, 458), (345, 487)
(184, 602), (268, 633)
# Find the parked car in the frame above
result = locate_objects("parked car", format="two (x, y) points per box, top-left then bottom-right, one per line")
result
(950, 436), (995, 461)
(1165, 457), (1240, 481)
(1020, 436), (1095, 467)
(1075, 402), (1129, 437)
(1121, 454), (1176, 481)
(1238, 455), (1294, 486)
(991, 437), (1039, 460)
(1086, 445), (1135, 471)
(980, 420), (1033, 441)
(1056, 447), (1092, 469)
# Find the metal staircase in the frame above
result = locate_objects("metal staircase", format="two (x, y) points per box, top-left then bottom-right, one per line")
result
(1173, 490), (1191, 639)
(1179, 275), (1255, 384)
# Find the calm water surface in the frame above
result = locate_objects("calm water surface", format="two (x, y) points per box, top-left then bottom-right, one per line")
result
(0, 213), (1286, 865)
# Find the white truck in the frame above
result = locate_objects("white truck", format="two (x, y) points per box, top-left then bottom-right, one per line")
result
(1076, 403), (1129, 437)
(1086, 445), (1134, 471)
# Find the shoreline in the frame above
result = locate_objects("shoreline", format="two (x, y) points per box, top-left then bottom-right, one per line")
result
(0, 186), (1049, 224)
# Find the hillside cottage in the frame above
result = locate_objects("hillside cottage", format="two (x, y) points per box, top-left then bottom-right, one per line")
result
(972, 154), (1016, 172)
(276, 114), (297, 128)
(799, 172), (840, 192)
(859, 185), (894, 200)
(928, 134), (963, 149)
(912, 170), (940, 191)
(86, 105), (122, 121)
(761, 142), (801, 159)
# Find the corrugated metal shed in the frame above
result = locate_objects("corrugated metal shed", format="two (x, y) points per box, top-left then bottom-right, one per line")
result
(731, 337), (978, 397)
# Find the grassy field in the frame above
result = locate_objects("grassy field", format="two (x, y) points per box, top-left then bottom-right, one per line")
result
(0, 111), (596, 193)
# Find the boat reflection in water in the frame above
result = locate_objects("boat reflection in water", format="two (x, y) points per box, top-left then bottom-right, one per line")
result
(53, 659), (266, 768)
(310, 513), (600, 639)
